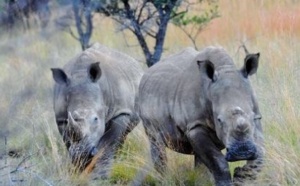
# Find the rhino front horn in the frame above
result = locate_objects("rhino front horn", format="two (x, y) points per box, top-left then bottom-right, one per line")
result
(68, 112), (76, 124)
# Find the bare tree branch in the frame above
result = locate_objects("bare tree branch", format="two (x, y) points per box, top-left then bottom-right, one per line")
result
(72, 0), (93, 50)
(68, 27), (80, 41)
(137, 0), (148, 23)
(112, 17), (135, 33)
(122, 0), (152, 66)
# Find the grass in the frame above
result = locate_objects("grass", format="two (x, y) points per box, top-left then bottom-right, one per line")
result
(0, 0), (300, 185)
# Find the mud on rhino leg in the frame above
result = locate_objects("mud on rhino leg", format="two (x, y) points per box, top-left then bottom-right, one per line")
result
(187, 127), (232, 186)
(91, 114), (138, 179)
(233, 129), (264, 185)
(233, 148), (264, 185)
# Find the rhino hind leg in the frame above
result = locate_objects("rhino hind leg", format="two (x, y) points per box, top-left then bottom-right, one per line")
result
(142, 121), (167, 174)
(149, 136), (167, 174)
(91, 114), (138, 179)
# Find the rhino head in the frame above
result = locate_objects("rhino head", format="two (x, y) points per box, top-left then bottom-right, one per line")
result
(198, 53), (261, 162)
(51, 62), (105, 169)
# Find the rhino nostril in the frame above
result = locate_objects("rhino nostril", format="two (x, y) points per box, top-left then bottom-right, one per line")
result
(236, 123), (249, 133)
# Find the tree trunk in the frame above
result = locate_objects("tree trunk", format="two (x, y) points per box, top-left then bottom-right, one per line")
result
(72, 0), (93, 50)
(147, 2), (176, 67)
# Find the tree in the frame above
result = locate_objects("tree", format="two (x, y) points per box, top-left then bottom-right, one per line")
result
(66, 0), (108, 50)
(0, 0), (51, 30)
(71, 0), (93, 50)
(66, 0), (219, 66)
(94, 0), (219, 67)
(172, 1), (219, 50)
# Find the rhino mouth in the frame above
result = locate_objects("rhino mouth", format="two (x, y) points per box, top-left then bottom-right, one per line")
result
(69, 144), (97, 170)
(225, 140), (257, 162)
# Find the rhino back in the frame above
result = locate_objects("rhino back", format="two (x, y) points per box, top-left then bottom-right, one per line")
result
(139, 47), (235, 132)
(55, 43), (143, 122)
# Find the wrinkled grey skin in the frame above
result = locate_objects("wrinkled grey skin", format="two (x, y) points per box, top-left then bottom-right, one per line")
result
(51, 43), (143, 179)
(138, 47), (264, 185)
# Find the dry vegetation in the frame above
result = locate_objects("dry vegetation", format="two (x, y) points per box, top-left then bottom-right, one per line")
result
(0, 0), (300, 185)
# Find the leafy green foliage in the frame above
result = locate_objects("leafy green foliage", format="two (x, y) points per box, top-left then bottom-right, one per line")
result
(171, 1), (219, 49)
(172, 5), (219, 26)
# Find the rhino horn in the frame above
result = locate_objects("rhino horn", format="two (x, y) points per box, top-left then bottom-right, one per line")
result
(68, 112), (82, 135)
(68, 112), (76, 125)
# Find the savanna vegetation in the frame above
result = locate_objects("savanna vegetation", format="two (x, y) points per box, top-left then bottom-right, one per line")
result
(0, 0), (300, 185)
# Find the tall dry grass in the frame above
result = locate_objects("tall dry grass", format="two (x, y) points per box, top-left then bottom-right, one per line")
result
(0, 0), (299, 185)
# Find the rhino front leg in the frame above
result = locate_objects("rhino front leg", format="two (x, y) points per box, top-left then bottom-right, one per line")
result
(187, 127), (232, 186)
(194, 155), (203, 168)
(90, 114), (138, 179)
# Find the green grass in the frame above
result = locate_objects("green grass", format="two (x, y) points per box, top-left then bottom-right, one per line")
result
(1, 0), (300, 185)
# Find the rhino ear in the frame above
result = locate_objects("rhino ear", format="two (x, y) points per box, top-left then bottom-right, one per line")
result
(88, 62), (101, 82)
(241, 53), (260, 78)
(51, 68), (69, 85)
(197, 60), (218, 82)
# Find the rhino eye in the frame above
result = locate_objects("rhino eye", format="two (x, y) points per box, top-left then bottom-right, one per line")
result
(93, 116), (99, 124)
(65, 140), (71, 148)
(57, 118), (68, 126)
(217, 116), (222, 123)
(254, 115), (262, 120)
(74, 118), (83, 122)
(217, 116), (224, 126)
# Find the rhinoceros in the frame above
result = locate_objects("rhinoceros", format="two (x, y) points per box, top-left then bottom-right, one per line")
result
(51, 43), (143, 179)
(137, 46), (264, 185)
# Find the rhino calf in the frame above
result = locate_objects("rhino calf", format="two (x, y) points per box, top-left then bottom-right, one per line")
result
(138, 46), (264, 185)
(51, 43), (143, 179)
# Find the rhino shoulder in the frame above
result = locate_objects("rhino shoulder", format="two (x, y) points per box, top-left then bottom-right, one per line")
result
(195, 46), (235, 68)
(87, 43), (143, 76)
(160, 47), (198, 64)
